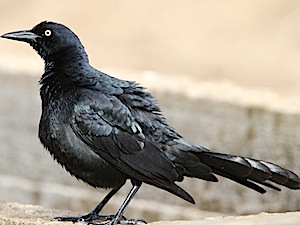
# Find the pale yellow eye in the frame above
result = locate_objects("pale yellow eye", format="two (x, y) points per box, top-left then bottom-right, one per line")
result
(44, 29), (52, 37)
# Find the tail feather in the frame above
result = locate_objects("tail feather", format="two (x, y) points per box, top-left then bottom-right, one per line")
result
(261, 180), (281, 191)
(260, 161), (300, 189)
(284, 170), (300, 189)
(195, 151), (300, 193)
(210, 166), (267, 193)
(244, 158), (272, 182)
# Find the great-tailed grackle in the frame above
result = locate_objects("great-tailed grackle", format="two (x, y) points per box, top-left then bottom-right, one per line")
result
(2, 21), (300, 225)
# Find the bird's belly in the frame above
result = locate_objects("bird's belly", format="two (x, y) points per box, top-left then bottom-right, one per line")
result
(39, 114), (127, 189)
(58, 146), (128, 189)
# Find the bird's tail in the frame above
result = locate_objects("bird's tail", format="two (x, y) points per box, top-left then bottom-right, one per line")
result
(194, 151), (300, 193)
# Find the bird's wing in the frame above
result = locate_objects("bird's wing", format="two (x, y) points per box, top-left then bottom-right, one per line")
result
(70, 90), (194, 203)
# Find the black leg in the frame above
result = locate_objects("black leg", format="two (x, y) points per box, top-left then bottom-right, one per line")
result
(111, 184), (140, 224)
(96, 183), (147, 225)
(54, 186), (121, 223)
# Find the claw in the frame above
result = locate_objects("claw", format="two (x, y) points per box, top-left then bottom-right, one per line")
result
(53, 216), (85, 223)
(119, 218), (147, 224)
(86, 217), (146, 225)
(52, 213), (110, 223)
(52, 214), (142, 225)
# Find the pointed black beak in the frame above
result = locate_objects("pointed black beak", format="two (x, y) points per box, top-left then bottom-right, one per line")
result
(1, 30), (41, 42)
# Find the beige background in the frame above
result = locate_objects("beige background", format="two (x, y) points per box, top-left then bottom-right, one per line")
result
(1, 0), (300, 95)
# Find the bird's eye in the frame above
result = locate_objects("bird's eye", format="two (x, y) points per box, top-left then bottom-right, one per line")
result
(44, 29), (52, 37)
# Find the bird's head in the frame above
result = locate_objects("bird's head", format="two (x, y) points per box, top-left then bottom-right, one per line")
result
(1, 21), (87, 62)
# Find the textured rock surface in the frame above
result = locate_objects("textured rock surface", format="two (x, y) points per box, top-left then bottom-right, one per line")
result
(1, 202), (300, 225)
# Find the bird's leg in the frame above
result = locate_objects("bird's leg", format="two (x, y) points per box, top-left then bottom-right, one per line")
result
(92, 183), (147, 225)
(54, 186), (121, 223)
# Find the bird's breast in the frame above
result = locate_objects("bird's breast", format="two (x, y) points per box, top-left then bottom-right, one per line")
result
(38, 95), (128, 189)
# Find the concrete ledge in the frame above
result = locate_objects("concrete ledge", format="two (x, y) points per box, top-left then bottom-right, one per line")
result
(1, 202), (299, 225)
(152, 212), (300, 225)
(0, 71), (299, 219)
(0, 202), (66, 225)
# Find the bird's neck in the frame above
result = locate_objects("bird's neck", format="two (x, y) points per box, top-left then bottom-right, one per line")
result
(41, 45), (90, 84)
(46, 45), (89, 69)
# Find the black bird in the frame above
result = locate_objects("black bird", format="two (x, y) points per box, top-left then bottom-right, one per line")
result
(2, 21), (300, 225)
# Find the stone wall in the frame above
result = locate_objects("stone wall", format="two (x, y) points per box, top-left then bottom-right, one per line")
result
(0, 71), (299, 222)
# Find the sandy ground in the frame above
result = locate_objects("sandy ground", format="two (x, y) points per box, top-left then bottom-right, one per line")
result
(1, 202), (300, 225)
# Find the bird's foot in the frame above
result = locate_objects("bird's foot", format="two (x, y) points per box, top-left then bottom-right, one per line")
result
(53, 212), (121, 223)
(53, 213), (146, 225)
(87, 217), (147, 225)
(118, 218), (147, 225)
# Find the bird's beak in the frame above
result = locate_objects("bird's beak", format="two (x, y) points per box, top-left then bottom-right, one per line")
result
(1, 30), (40, 42)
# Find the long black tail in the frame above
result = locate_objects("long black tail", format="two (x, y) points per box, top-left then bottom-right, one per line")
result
(195, 151), (300, 193)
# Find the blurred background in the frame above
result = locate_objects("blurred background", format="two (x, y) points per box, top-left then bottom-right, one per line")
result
(0, 0), (300, 222)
